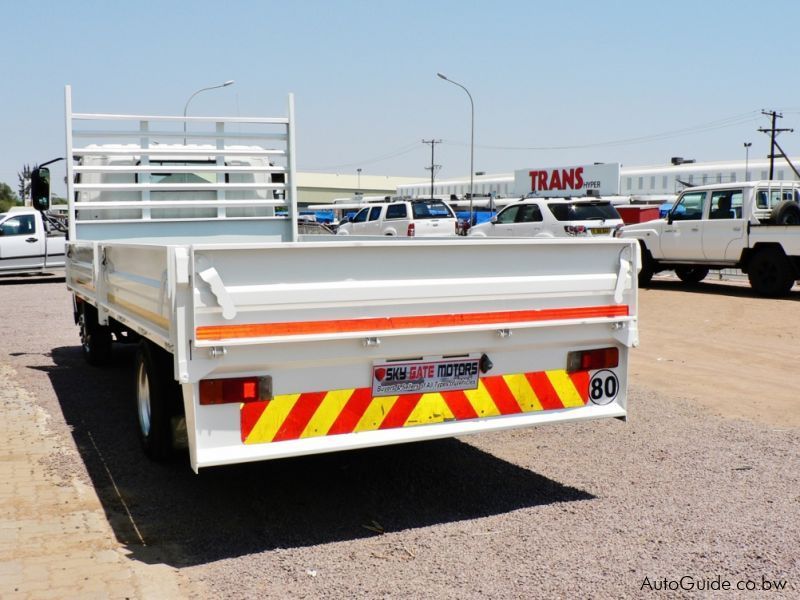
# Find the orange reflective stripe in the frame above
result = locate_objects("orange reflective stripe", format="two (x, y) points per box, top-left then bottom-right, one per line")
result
(198, 305), (629, 341)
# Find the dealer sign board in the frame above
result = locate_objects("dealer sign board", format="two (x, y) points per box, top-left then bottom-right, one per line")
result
(513, 163), (620, 197)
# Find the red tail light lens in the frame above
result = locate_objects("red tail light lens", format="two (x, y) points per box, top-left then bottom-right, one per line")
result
(564, 225), (587, 236)
(200, 376), (272, 405)
(566, 347), (619, 372)
(407, 222), (416, 237)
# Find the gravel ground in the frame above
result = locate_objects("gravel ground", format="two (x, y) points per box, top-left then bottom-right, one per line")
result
(1, 276), (798, 599)
(189, 390), (799, 599)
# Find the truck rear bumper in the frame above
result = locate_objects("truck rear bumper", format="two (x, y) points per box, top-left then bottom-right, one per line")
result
(192, 403), (626, 471)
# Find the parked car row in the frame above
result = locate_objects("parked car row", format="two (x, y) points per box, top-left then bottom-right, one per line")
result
(333, 196), (624, 239)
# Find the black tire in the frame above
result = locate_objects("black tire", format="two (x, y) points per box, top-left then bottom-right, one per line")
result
(747, 249), (795, 297)
(770, 201), (800, 225)
(675, 266), (709, 284)
(638, 242), (655, 287)
(135, 341), (180, 461)
(78, 303), (112, 366)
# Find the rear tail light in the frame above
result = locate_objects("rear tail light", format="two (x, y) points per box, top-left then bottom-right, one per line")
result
(566, 347), (619, 372)
(200, 376), (273, 405)
(564, 225), (587, 236)
(407, 222), (416, 237)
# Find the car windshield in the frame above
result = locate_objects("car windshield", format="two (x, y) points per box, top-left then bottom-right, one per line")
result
(547, 201), (619, 221)
(412, 200), (454, 219)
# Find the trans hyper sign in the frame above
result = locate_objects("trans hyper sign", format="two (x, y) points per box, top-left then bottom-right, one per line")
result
(514, 163), (620, 197)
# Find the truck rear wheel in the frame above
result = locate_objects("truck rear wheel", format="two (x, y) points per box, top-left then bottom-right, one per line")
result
(78, 303), (112, 366)
(675, 266), (709, 284)
(747, 249), (795, 297)
(135, 341), (179, 461)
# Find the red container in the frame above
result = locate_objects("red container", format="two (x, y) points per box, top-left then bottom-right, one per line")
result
(616, 205), (660, 224)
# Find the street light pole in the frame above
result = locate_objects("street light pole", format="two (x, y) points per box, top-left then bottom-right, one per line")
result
(357, 168), (362, 192)
(183, 80), (235, 144)
(437, 73), (474, 224)
(744, 142), (752, 181)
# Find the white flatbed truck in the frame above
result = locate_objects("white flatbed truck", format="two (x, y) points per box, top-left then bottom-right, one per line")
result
(30, 86), (640, 472)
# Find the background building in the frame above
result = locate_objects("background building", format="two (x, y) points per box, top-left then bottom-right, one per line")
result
(296, 173), (420, 205)
(396, 157), (800, 202)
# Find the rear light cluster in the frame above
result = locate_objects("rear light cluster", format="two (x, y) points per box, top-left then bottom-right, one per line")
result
(199, 376), (272, 405)
(566, 347), (619, 372)
(407, 222), (415, 237)
(564, 225), (588, 236)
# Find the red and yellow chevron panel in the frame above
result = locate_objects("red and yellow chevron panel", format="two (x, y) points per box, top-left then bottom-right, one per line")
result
(240, 369), (591, 445)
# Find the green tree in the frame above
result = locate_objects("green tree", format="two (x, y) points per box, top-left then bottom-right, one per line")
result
(0, 182), (20, 212)
(18, 164), (32, 204)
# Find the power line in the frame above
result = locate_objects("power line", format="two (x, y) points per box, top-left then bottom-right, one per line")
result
(443, 111), (760, 151)
(304, 142), (421, 171)
(304, 110), (766, 172)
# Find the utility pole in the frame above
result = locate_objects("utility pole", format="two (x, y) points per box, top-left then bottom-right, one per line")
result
(422, 139), (441, 199)
(758, 110), (793, 180)
(743, 142), (752, 180)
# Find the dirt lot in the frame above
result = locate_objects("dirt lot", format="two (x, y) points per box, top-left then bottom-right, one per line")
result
(633, 276), (800, 428)
(0, 274), (798, 598)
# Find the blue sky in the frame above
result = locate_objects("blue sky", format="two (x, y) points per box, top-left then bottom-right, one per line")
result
(2, 0), (800, 195)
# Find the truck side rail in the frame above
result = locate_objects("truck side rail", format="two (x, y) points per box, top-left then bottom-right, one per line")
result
(64, 85), (299, 242)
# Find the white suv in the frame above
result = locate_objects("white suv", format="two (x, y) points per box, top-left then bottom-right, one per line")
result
(337, 198), (457, 237)
(467, 197), (623, 238)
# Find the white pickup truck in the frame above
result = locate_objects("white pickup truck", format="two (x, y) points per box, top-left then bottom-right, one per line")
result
(0, 207), (66, 276)
(618, 180), (800, 296)
(31, 85), (640, 472)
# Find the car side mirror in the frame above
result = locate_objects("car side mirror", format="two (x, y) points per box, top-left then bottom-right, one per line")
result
(490, 216), (498, 224)
(666, 212), (674, 225)
(31, 167), (51, 211)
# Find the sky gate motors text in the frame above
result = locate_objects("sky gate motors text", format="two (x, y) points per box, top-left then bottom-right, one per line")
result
(383, 362), (478, 382)
(373, 357), (482, 396)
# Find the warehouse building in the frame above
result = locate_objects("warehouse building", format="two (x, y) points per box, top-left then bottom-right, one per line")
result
(395, 157), (800, 202)
(296, 172), (419, 205)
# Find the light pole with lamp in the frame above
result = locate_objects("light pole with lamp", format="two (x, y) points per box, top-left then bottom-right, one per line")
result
(183, 80), (235, 144)
(437, 72), (474, 224)
(743, 142), (752, 181)
(357, 168), (362, 193)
